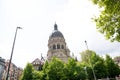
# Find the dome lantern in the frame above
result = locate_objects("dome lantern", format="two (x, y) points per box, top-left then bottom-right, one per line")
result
(54, 23), (58, 30)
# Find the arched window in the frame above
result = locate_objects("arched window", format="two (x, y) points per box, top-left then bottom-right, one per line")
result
(53, 44), (56, 50)
(57, 44), (60, 49)
(61, 45), (64, 49)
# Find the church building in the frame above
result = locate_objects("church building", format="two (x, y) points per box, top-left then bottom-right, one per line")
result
(47, 23), (71, 62)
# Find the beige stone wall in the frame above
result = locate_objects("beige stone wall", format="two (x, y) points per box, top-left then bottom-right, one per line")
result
(47, 37), (70, 62)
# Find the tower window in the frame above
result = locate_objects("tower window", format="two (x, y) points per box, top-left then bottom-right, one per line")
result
(57, 44), (60, 49)
(61, 45), (64, 49)
(53, 44), (56, 50)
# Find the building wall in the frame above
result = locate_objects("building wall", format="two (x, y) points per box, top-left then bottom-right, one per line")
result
(17, 68), (23, 80)
(2, 60), (23, 80)
(114, 56), (120, 67)
(0, 57), (5, 80)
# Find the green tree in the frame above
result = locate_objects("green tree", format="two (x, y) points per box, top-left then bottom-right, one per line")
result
(32, 71), (41, 79)
(41, 58), (86, 80)
(64, 59), (86, 80)
(90, 53), (108, 79)
(85, 66), (94, 80)
(32, 71), (44, 80)
(90, 0), (120, 42)
(105, 55), (120, 78)
(44, 57), (65, 80)
(80, 50), (97, 79)
(81, 50), (108, 79)
(41, 61), (49, 80)
(78, 62), (91, 80)
(80, 50), (96, 63)
(20, 63), (34, 80)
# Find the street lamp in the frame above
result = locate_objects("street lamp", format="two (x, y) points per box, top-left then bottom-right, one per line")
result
(85, 40), (89, 50)
(84, 40), (97, 80)
(6, 27), (22, 80)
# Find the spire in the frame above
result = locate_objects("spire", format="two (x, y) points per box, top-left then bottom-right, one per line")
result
(54, 22), (58, 30)
(41, 53), (45, 61)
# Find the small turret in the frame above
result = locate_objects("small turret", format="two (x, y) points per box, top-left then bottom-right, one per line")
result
(54, 23), (58, 30)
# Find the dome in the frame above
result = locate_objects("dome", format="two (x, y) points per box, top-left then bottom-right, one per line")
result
(49, 23), (64, 38)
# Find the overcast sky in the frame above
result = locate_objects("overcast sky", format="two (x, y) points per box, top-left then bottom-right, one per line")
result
(0, 0), (120, 68)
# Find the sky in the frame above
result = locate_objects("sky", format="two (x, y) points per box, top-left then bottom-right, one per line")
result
(0, 0), (120, 68)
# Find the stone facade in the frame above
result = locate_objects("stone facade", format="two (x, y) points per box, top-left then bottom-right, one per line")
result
(47, 23), (70, 62)
(114, 56), (120, 67)
(16, 67), (23, 80)
(0, 57), (5, 80)
(2, 60), (23, 80)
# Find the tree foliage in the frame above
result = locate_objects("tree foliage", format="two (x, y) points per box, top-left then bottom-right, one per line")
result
(64, 59), (86, 80)
(90, 53), (108, 79)
(44, 57), (65, 80)
(41, 57), (86, 80)
(105, 55), (120, 78)
(91, 0), (120, 42)
(20, 63), (34, 80)
(20, 53), (120, 80)
(80, 50), (96, 63)
(80, 50), (120, 79)
(32, 71), (43, 79)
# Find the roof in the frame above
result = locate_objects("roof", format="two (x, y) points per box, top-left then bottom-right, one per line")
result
(31, 58), (44, 65)
(49, 23), (64, 39)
